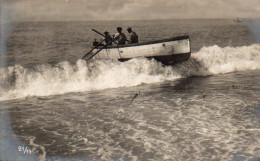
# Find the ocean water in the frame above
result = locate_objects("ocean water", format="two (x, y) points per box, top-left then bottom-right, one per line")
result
(0, 19), (260, 161)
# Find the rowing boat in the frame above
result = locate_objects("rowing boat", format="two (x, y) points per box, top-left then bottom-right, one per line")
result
(89, 35), (191, 65)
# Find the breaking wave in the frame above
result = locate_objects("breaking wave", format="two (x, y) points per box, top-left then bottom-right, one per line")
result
(0, 44), (259, 101)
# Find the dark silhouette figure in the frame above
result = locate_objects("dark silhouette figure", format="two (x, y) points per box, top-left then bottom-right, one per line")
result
(104, 31), (113, 45)
(127, 27), (138, 44)
(114, 27), (127, 45)
(92, 38), (99, 47)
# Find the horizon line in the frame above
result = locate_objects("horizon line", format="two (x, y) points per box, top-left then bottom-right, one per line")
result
(2, 17), (260, 23)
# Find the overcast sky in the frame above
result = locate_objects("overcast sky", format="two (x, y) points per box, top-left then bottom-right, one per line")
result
(1, 0), (260, 21)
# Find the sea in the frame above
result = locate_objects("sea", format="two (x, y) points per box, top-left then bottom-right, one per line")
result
(0, 19), (259, 161)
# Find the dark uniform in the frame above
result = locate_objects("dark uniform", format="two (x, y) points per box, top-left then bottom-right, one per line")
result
(114, 33), (127, 45)
(114, 27), (127, 45)
(129, 31), (138, 44)
(92, 39), (99, 47)
(104, 35), (112, 45)
(127, 27), (139, 44)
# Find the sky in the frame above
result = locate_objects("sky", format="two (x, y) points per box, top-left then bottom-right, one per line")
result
(1, 0), (260, 21)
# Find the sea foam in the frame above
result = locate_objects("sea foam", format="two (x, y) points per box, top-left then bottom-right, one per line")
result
(0, 44), (259, 101)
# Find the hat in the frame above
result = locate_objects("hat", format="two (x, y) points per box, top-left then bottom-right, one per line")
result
(127, 27), (132, 31)
(104, 31), (109, 34)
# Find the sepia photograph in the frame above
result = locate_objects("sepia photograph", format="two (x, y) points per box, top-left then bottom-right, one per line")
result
(0, 0), (259, 160)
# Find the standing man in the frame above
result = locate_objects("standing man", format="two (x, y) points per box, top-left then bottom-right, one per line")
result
(114, 27), (127, 45)
(127, 27), (138, 44)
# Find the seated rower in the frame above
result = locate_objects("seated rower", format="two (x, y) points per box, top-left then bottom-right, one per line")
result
(104, 31), (113, 45)
(92, 38), (99, 47)
(114, 27), (127, 45)
(127, 27), (138, 44)
(92, 38), (105, 47)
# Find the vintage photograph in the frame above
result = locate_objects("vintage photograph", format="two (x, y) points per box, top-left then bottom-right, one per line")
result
(0, 0), (259, 160)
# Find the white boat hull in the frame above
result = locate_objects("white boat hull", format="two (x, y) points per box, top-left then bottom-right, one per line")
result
(90, 36), (191, 65)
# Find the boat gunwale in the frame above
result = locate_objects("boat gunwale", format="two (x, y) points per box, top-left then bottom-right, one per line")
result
(94, 35), (190, 49)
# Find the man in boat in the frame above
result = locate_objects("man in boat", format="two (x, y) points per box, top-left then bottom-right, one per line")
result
(104, 31), (113, 45)
(92, 38), (99, 47)
(114, 27), (127, 45)
(127, 27), (138, 44)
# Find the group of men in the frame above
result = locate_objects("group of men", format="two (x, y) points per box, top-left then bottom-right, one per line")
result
(96, 27), (139, 46)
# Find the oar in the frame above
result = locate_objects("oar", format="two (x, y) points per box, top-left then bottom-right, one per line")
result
(92, 29), (119, 45)
(82, 39), (105, 59)
(85, 45), (108, 61)
(82, 29), (113, 59)
(85, 34), (120, 61)
(92, 29), (105, 37)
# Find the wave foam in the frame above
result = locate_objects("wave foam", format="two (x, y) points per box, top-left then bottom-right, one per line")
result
(193, 44), (260, 75)
(0, 44), (259, 101)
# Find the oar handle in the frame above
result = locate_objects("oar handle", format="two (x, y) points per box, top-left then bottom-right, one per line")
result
(92, 29), (105, 37)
